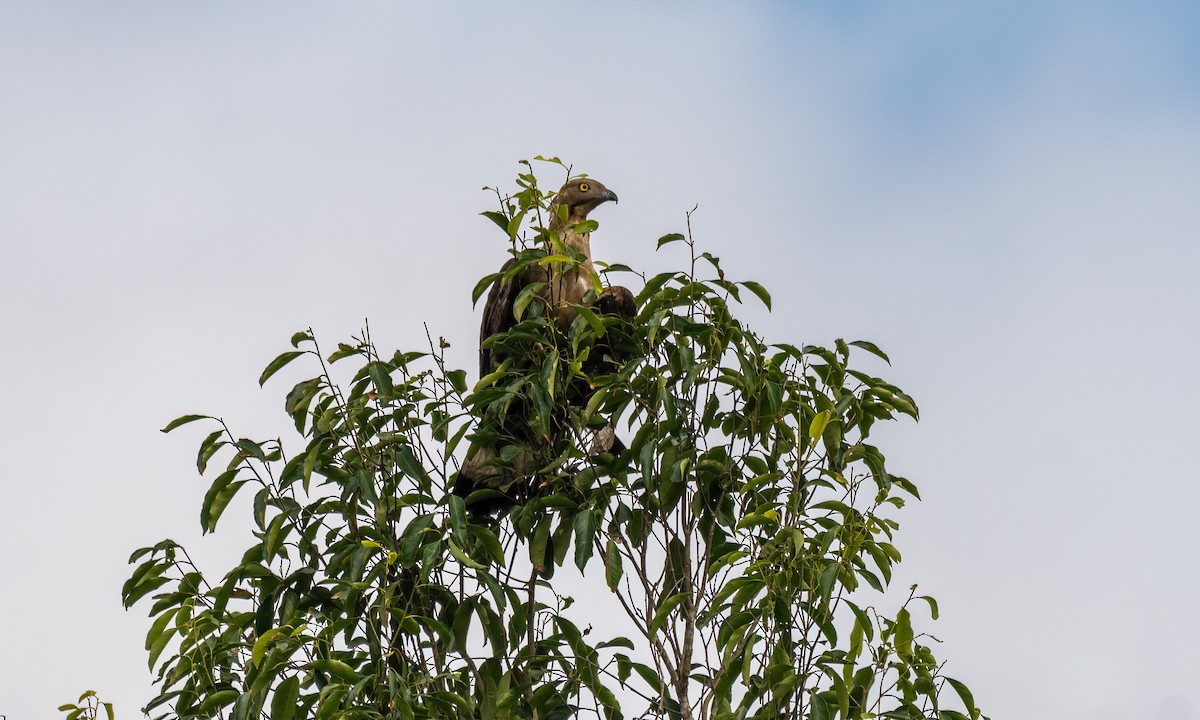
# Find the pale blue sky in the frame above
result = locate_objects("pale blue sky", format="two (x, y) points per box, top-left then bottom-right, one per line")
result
(2, 3), (1199, 719)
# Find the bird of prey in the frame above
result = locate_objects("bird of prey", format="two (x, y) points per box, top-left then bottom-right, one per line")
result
(454, 177), (636, 514)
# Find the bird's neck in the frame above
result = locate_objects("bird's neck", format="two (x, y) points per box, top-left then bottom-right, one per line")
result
(558, 230), (596, 280)
(561, 229), (591, 258)
(548, 207), (595, 267)
(548, 206), (590, 232)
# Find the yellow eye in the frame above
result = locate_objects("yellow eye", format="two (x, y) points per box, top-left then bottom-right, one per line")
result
(578, 182), (590, 192)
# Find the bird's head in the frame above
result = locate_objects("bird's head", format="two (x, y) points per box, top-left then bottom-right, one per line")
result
(553, 177), (619, 225)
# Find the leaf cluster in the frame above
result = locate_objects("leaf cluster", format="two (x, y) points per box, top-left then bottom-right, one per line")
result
(58, 691), (115, 720)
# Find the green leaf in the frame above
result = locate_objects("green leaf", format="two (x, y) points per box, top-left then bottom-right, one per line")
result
(604, 536), (623, 590)
(506, 208), (527, 238)
(530, 515), (551, 572)
(235, 438), (267, 462)
(741, 280), (771, 310)
(368, 361), (394, 398)
(573, 304), (607, 337)
(311, 659), (360, 684)
(196, 429), (225, 474)
(449, 496), (468, 539)
(452, 599), (473, 652)
(480, 210), (509, 232)
(845, 600), (874, 643)
(629, 661), (663, 692)
(849, 612), (864, 661)
(649, 592), (688, 634)
(160, 414), (210, 433)
(395, 445), (431, 484)
(259, 351), (305, 387)
(271, 676), (300, 720)
(945, 677), (979, 718)
(197, 689), (239, 716)
(122, 558), (166, 605)
(472, 271), (501, 306)
(251, 627), (282, 667)
(917, 594), (940, 620)
(894, 607), (913, 657)
(448, 537), (487, 570)
(202, 475), (248, 534)
(315, 684), (348, 720)
(573, 510), (596, 572)
(808, 410), (830, 447)
(147, 619), (175, 670)
(849, 339), (891, 365)
(328, 342), (363, 362)
(593, 681), (619, 718)
(513, 281), (546, 320)
(144, 605), (177, 651)
(597, 637), (635, 651)
(657, 233), (685, 249)
(540, 349), (560, 401)
(470, 526), (506, 565)
(818, 561), (838, 600)
(123, 575), (170, 608)
(807, 693), (831, 720)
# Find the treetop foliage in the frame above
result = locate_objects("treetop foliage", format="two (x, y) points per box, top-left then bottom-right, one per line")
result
(120, 159), (986, 720)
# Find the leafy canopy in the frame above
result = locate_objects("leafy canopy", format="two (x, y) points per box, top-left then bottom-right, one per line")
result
(123, 159), (986, 720)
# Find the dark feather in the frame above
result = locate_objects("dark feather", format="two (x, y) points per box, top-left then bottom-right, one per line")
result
(478, 257), (519, 379)
(595, 286), (637, 321)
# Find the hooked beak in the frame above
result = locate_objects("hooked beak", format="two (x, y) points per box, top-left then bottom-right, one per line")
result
(601, 188), (619, 204)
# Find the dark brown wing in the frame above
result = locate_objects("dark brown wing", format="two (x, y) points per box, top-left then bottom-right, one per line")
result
(479, 258), (520, 379)
(595, 285), (637, 320)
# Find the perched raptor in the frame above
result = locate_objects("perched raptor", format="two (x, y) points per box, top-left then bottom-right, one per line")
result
(455, 177), (636, 513)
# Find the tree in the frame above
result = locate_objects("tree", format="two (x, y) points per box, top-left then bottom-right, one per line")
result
(122, 159), (987, 720)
